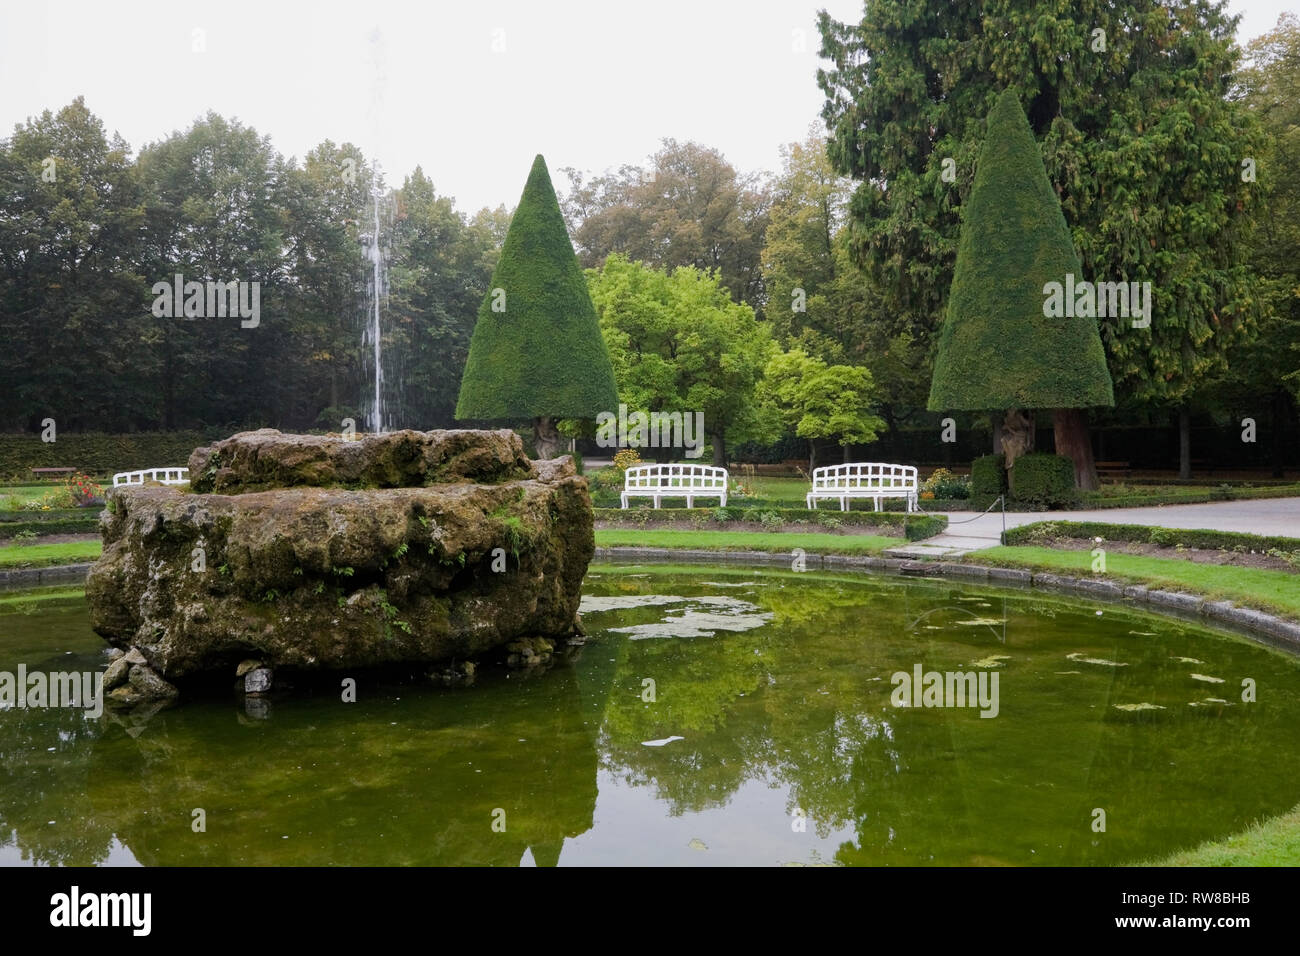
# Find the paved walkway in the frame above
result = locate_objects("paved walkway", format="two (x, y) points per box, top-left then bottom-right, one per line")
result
(885, 497), (1300, 559)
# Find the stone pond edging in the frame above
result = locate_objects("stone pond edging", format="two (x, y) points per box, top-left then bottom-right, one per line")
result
(593, 546), (1300, 653)
(0, 563), (94, 589)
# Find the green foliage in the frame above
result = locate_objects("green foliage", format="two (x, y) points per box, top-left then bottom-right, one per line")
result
(586, 254), (777, 463)
(1003, 520), (1300, 555)
(761, 348), (885, 456)
(0, 517), (101, 539)
(456, 155), (618, 421)
(594, 506), (946, 539)
(970, 455), (1007, 496)
(820, 1), (1264, 408)
(929, 91), (1113, 411)
(0, 432), (209, 479)
(903, 515), (947, 541)
(1009, 453), (1077, 508)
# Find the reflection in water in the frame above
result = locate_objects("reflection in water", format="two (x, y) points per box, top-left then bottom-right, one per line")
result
(2, 565), (1299, 866)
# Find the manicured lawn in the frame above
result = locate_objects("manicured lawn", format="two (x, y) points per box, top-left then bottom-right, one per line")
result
(594, 529), (897, 554)
(977, 545), (1300, 619)
(0, 539), (102, 568)
(745, 476), (810, 501)
(0, 485), (54, 506)
(1142, 804), (1300, 866)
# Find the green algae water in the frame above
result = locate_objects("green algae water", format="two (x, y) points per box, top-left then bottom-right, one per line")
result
(2, 563), (1299, 866)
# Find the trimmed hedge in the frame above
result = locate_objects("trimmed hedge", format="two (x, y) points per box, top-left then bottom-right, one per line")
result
(594, 506), (947, 541)
(0, 508), (91, 522)
(0, 431), (210, 479)
(455, 155), (618, 420)
(1010, 452), (1076, 508)
(0, 516), (102, 538)
(970, 454), (1006, 496)
(1002, 520), (1300, 554)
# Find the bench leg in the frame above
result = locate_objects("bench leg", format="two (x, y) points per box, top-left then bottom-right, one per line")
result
(686, 495), (694, 509)
(621, 493), (628, 509)
(720, 493), (727, 507)
(653, 496), (660, 509)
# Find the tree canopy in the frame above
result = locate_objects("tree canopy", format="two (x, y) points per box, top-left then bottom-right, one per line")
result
(586, 254), (776, 466)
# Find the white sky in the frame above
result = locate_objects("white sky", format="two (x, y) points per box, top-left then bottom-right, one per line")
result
(1, 0), (1293, 213)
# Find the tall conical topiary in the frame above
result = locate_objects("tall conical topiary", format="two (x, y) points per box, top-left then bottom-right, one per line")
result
(456, 154), (618, 458)
(928, 89), (1113, 413)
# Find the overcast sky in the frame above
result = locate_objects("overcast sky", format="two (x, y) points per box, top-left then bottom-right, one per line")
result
(1, 0), (1293, 213)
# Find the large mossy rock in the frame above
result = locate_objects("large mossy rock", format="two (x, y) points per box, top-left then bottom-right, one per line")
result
(86, 429), (593, 682)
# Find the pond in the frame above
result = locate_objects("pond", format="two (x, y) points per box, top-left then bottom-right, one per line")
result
(2, 563), (1298, 866)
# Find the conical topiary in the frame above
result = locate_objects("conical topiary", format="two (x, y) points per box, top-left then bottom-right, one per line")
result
(456, 155), (618, 455)
(927, 90), (1113, 411)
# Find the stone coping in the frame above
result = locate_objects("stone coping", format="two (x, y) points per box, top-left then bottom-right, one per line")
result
(593, 546), (1300, 653)
(0, 563), (94, 590)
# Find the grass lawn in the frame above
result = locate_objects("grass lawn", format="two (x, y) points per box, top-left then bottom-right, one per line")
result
(976, 545), (1300, 619)
(0, 539), (102, 568)
(0, 484), (57, 506)
(1142, 804), (1300, 866)
(594, 529), (897, 554)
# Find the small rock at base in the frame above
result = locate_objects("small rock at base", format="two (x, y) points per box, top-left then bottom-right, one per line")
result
(128, 664), (179, 701)
(244, 667), (273, 694)
(102, 656), (131, 690)
(123, 647), (147, 666)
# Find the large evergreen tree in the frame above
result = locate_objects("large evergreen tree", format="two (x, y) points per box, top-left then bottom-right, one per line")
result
(819, 0), (1264, 481)
(456, 155), (618, 458)
(928, 90), (1113, 480)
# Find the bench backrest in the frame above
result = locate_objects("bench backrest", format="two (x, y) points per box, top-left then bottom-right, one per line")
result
(112, 467), (190, 488)
(810, 462), (917, 491)
(624, 463), (728, 491)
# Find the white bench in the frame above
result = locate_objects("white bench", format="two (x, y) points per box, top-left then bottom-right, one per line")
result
(806, 462), (918, 512)
(621, 464), (728, 509)
(112, 467), (190, 488)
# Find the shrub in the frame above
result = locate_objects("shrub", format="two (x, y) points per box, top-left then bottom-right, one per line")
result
(584, 467), (621, 493)
(1002, 520), (1300, 555)
(758, 511), (785, 528)
(612, 448), (642, 473)
(904, 514), (948, 541)
(970, 454), (1007, 496)
(1010, 453), (1076, 508)
(64, 471), (104, 506)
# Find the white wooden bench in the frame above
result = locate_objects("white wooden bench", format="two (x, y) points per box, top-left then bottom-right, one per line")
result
(621, 464), (728, 509)
(806, 462), (918, 512)
(112, 467), (190, 488)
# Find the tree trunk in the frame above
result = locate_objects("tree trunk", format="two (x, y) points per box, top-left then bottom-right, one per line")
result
(1178, 407), (1191, 479)
(990, 412), (1004, 457)
(532, 416), (563, 460)
(1052, 408), (1099, 491)
(808, 439), (816, 474)
(843, 441), (853, 464)
(712, 431), (727, 469)
(1271, 390), (1286, 479)
(1001, 408), (1035, 494)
